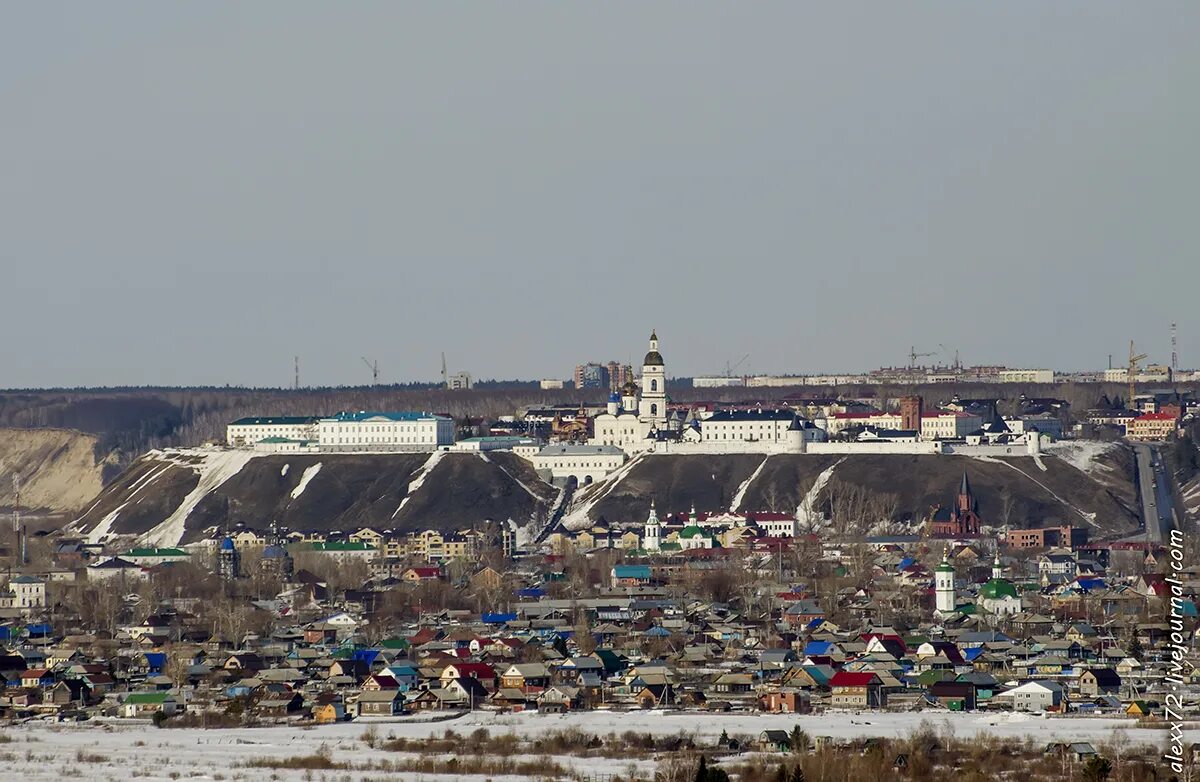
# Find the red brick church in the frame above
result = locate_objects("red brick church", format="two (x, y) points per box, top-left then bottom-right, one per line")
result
(927, 472), (983, 538)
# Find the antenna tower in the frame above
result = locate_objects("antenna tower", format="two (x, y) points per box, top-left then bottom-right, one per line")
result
(294, 356), (300, 390)
(1171, 322), (1178, 373)
(11, 474), (19, 533)
(441, 352), (448, 388)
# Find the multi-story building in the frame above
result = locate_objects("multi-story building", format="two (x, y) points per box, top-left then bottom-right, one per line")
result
(226, 416), (320, 447)
(700, 408), (815, 444)
(574, 363), (610, 390)
(1006, 526), (1088, 550)
(1126, 412), (1177, 441)
(317, 411), (455, 452)
(531, 443), (626, 485)
(998, 369), (1056, 384)
(445, 372), (473, 390)
(824, 411), (903, 436)
(920, 411), (983, 440)
(692, 376), (746, 388)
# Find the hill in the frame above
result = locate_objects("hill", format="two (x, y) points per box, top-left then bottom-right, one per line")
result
(564, 443), (1141, 538)
(0, 428), (118, 517)
(71, 449), (558, 546)
(71, 441), (1143, 548)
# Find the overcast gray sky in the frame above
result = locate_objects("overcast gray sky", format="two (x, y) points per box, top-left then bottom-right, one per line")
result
(3, 3), (1197, 387)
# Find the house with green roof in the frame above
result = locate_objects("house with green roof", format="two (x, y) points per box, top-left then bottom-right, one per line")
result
(121, 548), (191, 567)
(122, 691), (179, 718)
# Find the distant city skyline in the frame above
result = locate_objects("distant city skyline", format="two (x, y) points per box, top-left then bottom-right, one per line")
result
(3, 4), (1197, 387)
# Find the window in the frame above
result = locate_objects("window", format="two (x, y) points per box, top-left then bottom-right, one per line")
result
(650, 404), (657, 416)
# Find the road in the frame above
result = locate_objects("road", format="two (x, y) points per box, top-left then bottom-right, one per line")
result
(1132, 442), (1174, 544)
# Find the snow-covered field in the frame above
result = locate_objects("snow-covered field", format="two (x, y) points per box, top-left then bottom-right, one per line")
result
(0, 710), (1181, 782)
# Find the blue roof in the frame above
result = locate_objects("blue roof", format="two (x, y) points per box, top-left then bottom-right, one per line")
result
(352, 649), (380, 664)
(963, 647), (985, 661)
(144, 652), (166, 669)
(805, 617), (826, 631)
(897, 557), (915, 570)
(644, 626), (671, 637)
(230, 416), (320, 426)
(804, 640), (832, 655)
(26, 623), (51, 636)
(613, 565), (652, 579)
(516, 587), (545, 599)
(220, 537), (235, 551)
(0, 627), (10, 640)
(482, 612), (518, 624)
(263, 545), (288, 558)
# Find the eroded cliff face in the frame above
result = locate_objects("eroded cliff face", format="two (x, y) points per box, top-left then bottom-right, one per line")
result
(0, 427), (116, 515)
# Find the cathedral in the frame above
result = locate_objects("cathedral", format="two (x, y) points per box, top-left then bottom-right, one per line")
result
(591, 331), (670, 452)
(926, 472), (984, 538)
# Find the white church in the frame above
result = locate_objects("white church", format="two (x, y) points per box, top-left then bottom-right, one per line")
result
(590, 331), (670, 452)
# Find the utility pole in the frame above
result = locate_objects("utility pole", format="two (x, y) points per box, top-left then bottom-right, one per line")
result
(294, 356), (300, 391)
(441, 352), (449, 389)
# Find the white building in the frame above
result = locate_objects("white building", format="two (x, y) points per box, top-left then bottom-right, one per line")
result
(226, 416), (320, 447)
(692, 376), (746, 388)
(920, 411), (983, 440)
(998, 369), (1056, 384)
(590, 331), (670, 452)
(1003, 414), (1064, 439)
(539, 379), (566, 390)
(825, 411), (903, 436)
(935, 554), (956, 614)
(531, 443), (626, 485)
(317, 411), (455, 452)
(700, 408), (820, 444)
(446, 372), (473, 390)
(746, 375), (807, 388)
(451, 436), (539, 452)
(0, 576), (46, 612)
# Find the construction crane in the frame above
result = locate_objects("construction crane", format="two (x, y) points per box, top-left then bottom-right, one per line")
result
(938, 344), (962, 372)
(908, 346), (936, 369)
(361, 357), (379, 387)
(724, 354), (750, 377)
(1127, 340), (1148, 411)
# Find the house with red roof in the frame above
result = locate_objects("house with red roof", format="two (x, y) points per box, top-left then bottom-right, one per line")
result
(828, 671), (885, 708)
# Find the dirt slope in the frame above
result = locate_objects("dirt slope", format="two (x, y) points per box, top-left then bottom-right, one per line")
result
(0, 428), (116, 514)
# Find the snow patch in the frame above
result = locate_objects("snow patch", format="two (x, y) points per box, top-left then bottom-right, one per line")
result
(1045, 441), (1119, 474)
(289, 463), (322, 500)
(280, 464), (290, 477)
(731, 456), (771, 512)
(137, 450), (263, 548)
(796, 458), (845, 531)
(561, 452), (646, 530)
(391, 450), (446, 519)
(973, 455), (1096, 523)
(84, 501), (129, 544)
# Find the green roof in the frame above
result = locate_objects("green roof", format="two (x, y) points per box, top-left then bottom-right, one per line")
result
(125, 692), (170, 704)
(125, 548), (188, 558)
(936, 560), (955, 573)
(306, 542), (376, 552)
(979, 578), (1019, 600)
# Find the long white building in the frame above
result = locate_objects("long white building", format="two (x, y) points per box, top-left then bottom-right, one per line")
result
(700, 408), (824, 445)
(226, 416), (320, 447)
(317, 411), (455, 452)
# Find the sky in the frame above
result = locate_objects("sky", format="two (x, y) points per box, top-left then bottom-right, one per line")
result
(2, 3), (1198, 388)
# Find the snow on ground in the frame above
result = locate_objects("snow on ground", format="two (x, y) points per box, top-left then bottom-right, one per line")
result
(288, 463), (322, 500)
(561, 452), (647, 531)
(731, 456), (771, 512)
(0, 711), (1184, 782)
(1045, 441), (1119, 474)
(795, 458), (844, 530)
(972, 455), (1096, 524)
(391, 450), (446, 519)
(137, 449), (263, 548)
(82, 501), (128, 544)
(280, 463), (290, 477)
